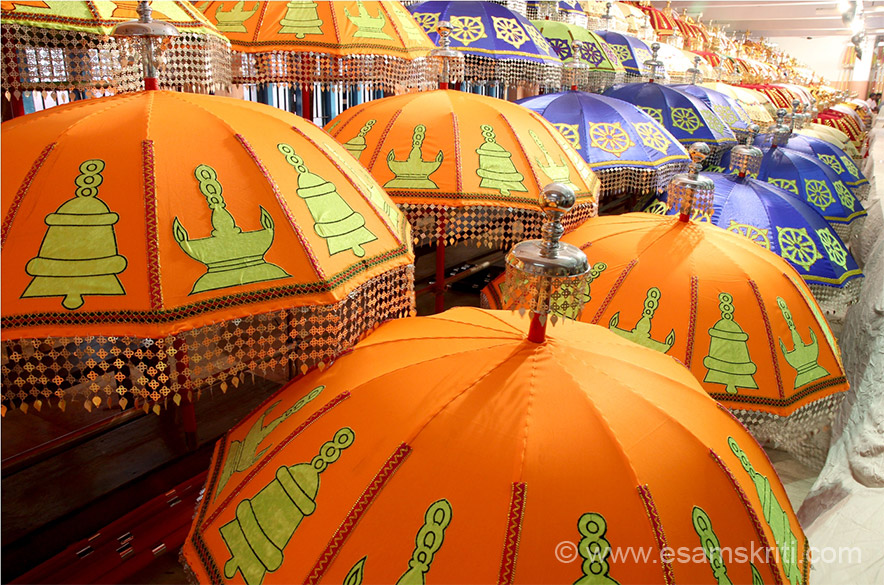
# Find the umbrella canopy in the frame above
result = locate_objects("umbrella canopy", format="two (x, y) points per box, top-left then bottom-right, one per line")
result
(182, 306), (808, 585)
(482, 214), (849, 464)
(700, 82), (775, 126)
(633, 1), (677, 37)
(592, 30), (653, 78)
(604, 82), (736, 155)
(324, 89), (600, 248)
(757, 133), (869, 198)
(646, 172), (863, 313)
(527, 0), (589, 27)
(720, 146), (866, 240)
(195, 1), (435, 91)
(1, 91), (414, 413)
(816, 109), (864, 147)
(531, 20), (624, 90)
(672, 83), (753, 139)
(409, 0), (562, 87)
(0, 0), (231, 97)
(516, 91), (689, 200)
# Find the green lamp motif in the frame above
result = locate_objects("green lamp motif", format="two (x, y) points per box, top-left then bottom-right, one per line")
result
(608, 287), (676, 353)
(703, 293), (758, 394)
(219, 427), (355, 585)
(173, 164), (290, 295)
(385, 124), (443, 189)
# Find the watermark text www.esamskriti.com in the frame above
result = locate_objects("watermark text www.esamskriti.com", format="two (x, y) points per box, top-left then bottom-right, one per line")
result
(554, 541), (862, 566)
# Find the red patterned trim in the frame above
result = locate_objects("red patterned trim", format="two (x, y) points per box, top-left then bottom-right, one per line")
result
(366, 109), (402, 173)
(305, 443), (413, 584)
(203, 391), (351, 528)
(591, 259), (637, 324)
(141, 140), (163, 310)
(709, 449), (784, 585)
(685, 275), (699, 368)
(2, 142), (55, 246)
(452, 112), (463, 193)
(636, 484), (675, 585)
(497, 482), (527, 585)
(235, 132), (325, 281)
(747, 280), (785, 399)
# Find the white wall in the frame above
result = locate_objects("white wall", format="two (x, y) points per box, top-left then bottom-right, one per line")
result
(766, 36), (855, 81)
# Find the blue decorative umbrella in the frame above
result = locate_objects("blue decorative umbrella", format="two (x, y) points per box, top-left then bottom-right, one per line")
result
(603, 82), (736, 158)
(593, 30), (653, 78)
(409, 0), (562, 88)
(527, 0), (589, 26)
(718, 146), (866, 240)
(517, 90), (689, 201)
(672, 83), (753, 140)
(646, 172), (863, 313)
(755, 132), (870, 199)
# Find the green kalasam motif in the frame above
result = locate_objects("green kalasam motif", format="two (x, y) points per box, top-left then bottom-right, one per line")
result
(776, 227), (822, 271)
(729, 437), (804, 585)
(345, 0), (391, 39)
(803, 179), (835, 211)
(751, 563), (765, 585)
(817, 154), (844, 175)
(574, 512), (620, 585)
(776, 297), (829, 389)
(671, 108), (702, 134)
(220, 427), (356, 585)
(342, 119), (376, 160)
(173, 165), (290, 294)
(529, 130), (577, 189)
(608, 287), (675, 353)
(692, 507), (733, 585)
(278, 143), (377, 257)
(396, 499), (453, 585)
(386, 124), (443, 189)
(703, 293), (759, 394)
(815, 228), (848, 269)
(767, 178), (798, 195)
(278, 1), (324, 38)
(22, 159), (128, 310)
(214, 385), (325, 500)
(833, 181), (856, 210)
(475, 125), (528, 197)
(212, 1), (259, 32)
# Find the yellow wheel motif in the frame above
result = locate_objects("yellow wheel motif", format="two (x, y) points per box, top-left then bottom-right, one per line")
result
(553, 123), (581, 150)
(777, 227), (822, 270)
(767, 178), (799, 195)
(588, 122), (635, 158)
(491, 16), (528, 49)
(804, 179), (835, 211)
(816, 228), (848, 269)
(644, 200), (668, 215)
(840, 155), (859, 178)
(524, 24), (554, 56)
(671, 108), (702, 134)
(450, 15), (486, 46)
(639, 107), (664, 125)
(713, 104), (738, 126)
(727, 220), (771, 250)
(634, 122), (671, 154)
(818, 154), (844, 175)
(611, 44), (630, 64)
(413, 12), (439, 33)
(833, 181), (856, 209)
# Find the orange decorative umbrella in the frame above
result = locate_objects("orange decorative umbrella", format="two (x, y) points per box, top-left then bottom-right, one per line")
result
(0, 0), (231, 99)
(182, 305), (808, 584)
(325, 89), (600, 249)
(483, 211), (847, 465)
(1, 90), (414, 414)
(195, 0), (435, 91)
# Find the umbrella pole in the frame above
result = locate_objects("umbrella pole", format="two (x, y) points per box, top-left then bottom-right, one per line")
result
(435, 216), (446, 313)
(172, 337), (198, 451)
(527, 312), (547, 343)
(302, 84), (313, 121)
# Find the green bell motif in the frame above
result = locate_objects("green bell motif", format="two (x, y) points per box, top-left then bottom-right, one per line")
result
(220, 427), (355, 585)
(703, 293), (758, 394)
(22, 159), (127, 310)
(342, 119), (376, 159)
(385, 124), (443, 189)
(173, 165), (290, 295)
(279, 0), (323, 38)
(776, 297), (829, 388)
(475, 124), (527, 197)
(608, 287), (675, 353)
(278, 143), (377, 258)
